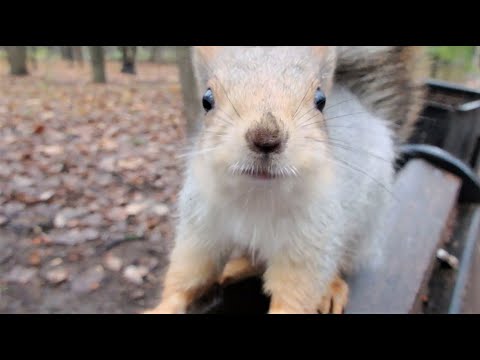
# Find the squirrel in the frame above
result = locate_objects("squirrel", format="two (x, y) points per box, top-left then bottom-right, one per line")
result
(145, 46), (428, 314)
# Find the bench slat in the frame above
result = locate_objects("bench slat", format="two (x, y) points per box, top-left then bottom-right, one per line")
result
(346, 159), (461, 314)
(449, 206), (480, 313)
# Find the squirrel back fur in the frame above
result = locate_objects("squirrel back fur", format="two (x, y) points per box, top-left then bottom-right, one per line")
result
(335, 46), (428, 142)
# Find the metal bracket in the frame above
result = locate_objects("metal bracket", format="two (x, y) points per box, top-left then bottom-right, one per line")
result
(397, 144), (480, 203)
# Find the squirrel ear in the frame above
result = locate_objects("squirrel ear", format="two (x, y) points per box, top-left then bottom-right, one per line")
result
(192, 46), (223, 63)
(311, 47), (337, 92)
(310, 46), (336, 61)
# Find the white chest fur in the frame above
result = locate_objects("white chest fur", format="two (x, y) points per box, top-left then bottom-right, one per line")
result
(177, 85), (395, 269)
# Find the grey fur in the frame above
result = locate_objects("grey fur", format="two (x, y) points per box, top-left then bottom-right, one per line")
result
(336, 46), (428, 143)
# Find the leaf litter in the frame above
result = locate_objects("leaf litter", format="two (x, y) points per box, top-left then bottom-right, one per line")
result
(0, 60), (186, 313)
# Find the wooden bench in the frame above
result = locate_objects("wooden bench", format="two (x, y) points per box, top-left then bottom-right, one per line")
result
(185, 80), (480, 314)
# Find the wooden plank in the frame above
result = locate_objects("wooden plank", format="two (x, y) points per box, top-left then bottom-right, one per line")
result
(448, 206), (480, 313)
(423, 204), (465, 314)
(462, 229), (480, 313)
(346, 159), (461, 314)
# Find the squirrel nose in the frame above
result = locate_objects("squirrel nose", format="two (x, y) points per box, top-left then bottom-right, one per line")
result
(246, 127), (284, 154)
(253, 137), (282, 154)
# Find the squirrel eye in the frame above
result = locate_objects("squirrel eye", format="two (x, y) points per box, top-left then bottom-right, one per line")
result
(202, 88), (215, 112)
(314, 88), (326, 112)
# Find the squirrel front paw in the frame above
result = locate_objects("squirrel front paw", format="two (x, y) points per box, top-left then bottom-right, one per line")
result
(219, 256), (261, 286)
(143, 294), (189, 314)
(317, 276), (349, 314)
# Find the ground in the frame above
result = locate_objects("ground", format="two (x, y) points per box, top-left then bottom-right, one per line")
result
(0, 60), (187, 313)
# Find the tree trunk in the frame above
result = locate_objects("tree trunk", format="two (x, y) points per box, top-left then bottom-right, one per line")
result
(72, 46), (84, 66)
(88, 46), (106, 83)
(120, 46), (137, 74)
(473, 46), (480, 69)
(176, 46), (201, 139)
(150, 46), (168, 63)
(61, 46), (74, 62)
(149, 46), (158, 62)
(431, 55), (440, 79)
(6, 46), (28, 76)
(29, 46), (37, 70)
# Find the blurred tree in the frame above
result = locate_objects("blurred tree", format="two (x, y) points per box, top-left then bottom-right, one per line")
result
(429, 46), (475, 63)
(176, 46), (201, 139)
(149, 46), (159, 62)
(29, 46), (37, 70)
(89, 46), (107, 83)
(154, 47), (177, 63)
(72, 46), (84, 66)
(428, 46), (477, 78)
(473, 46), (480, 69)
(149, 46), (170, 63)
(6, 46), (28, 76)
(61, 46), (74, 62)
(120, 46), (137, 74)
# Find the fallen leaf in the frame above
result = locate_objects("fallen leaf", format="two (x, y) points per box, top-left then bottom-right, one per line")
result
(106, 207), (128, 222)
(39, 190), (55, 201)
(31, 234), (52, 246)
(44, 267), (69, 285)
(151, 204), (169, 217)
(123, 265), (149, 285)
(80, 213), (104, 227)
(99, 138), (118, 151)
(48, 258), (63, 267)
(98, 157), (116, 172)
(130, 289), (145, 300)
(40, 111), (55, 121)
(118, 157), (144, 170)
(33, 124), (45, 135)
(12, 175), (34, 188)
(125, 201), (149, 216)
(54, 207), (89, 228)
(28, 251), (42, 266)
(40, 145), (63, 156)
(104, 253), (123, 272)
(51, 228), (99, 245)
(71, 266), (105, 294)
(5, 266), (37, 284)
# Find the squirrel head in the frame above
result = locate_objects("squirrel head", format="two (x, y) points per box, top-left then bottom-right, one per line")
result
(190, 46), (337, 182)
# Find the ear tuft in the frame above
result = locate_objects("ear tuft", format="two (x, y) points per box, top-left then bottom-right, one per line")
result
(311, 46), (337, 93)
(192, 46), (223, 63)
(311, 46), (336, 59)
